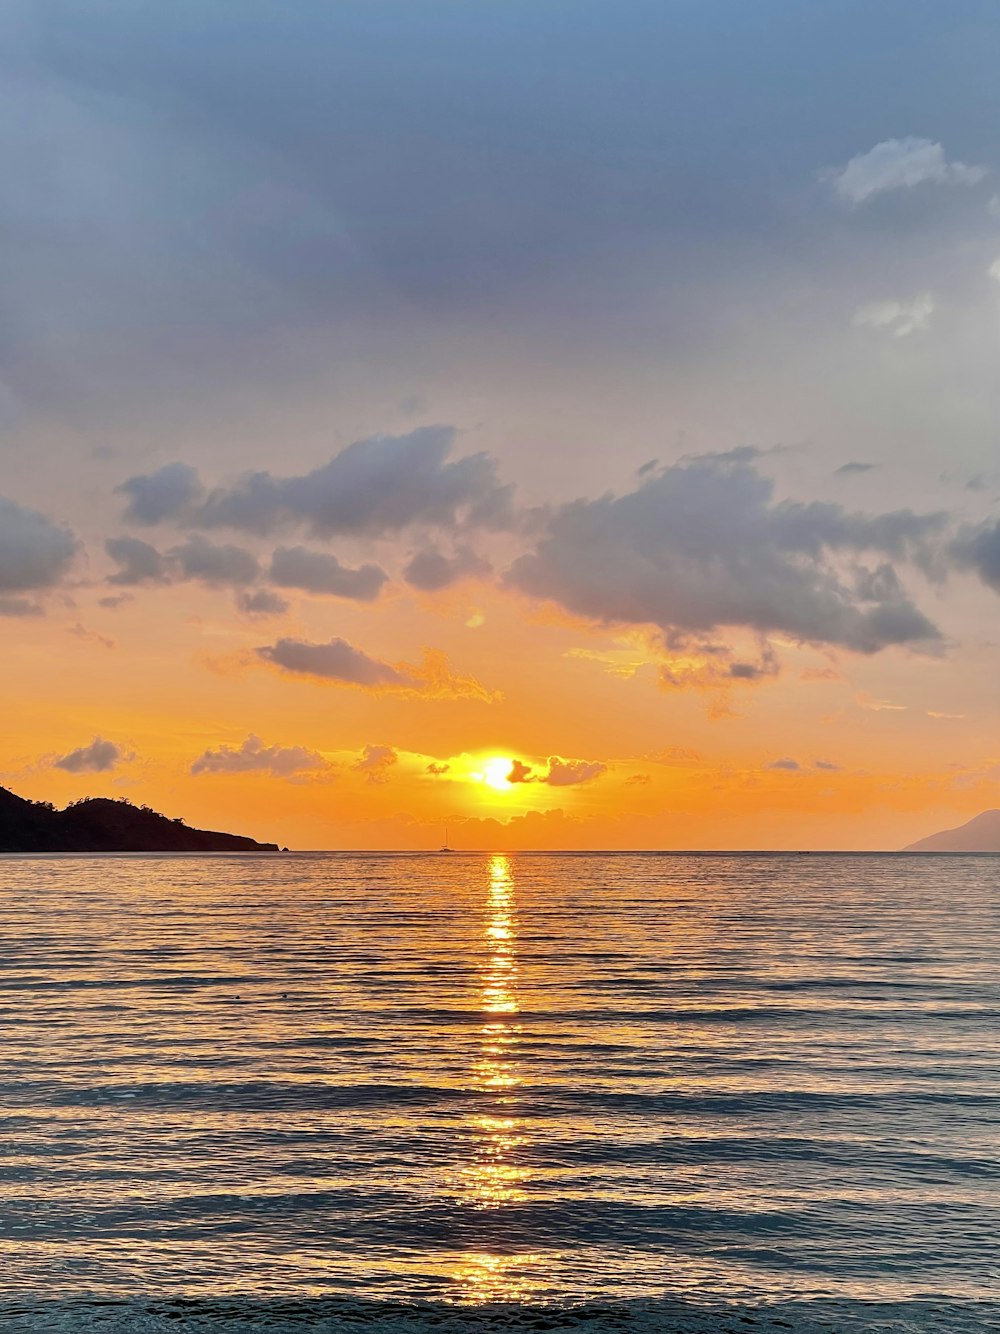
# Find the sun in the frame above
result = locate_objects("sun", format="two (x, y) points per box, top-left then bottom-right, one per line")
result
(481, 757), (513, 791)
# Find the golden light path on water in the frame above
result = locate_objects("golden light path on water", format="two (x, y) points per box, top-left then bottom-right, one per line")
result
(455, 854), (540, 1302)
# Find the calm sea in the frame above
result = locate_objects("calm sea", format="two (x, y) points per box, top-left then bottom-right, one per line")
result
(1, 853), (998, 1332)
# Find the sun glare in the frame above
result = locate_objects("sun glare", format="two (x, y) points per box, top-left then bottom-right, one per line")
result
(481, 757), (513, 791)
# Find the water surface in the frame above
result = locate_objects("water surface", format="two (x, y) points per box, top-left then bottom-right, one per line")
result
(1, 853), (997, 1327)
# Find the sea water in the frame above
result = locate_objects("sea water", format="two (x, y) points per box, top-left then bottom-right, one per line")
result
(1, 853), (997, 1331)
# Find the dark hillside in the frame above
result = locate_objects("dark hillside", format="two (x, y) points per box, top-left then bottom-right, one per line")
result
(0, 787), (279, 853)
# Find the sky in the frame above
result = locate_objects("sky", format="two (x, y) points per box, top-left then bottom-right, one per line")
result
(2, 0), (1000, 849)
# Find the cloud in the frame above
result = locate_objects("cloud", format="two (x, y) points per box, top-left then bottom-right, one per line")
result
(105, 536), (170, 586)
(506, 756), (607, 786)
(544, 755), (607, 786)
(191, 733), (328, 776)
(950, 519), (1000, 593)
(769, 758), (801, 771)
(0, 496), (77, 593)
(403, 545), (492, 591)
(118, 462), (202, 524)
(624, 773), (651, 786)
(353, 744), (398, 784)
(125, 427), (513, 538)
(814, 759), (841, 771)
(106, 534), (260, 589)
(989, 258), (1000, 283)
(835, 462), (878, 476)
(254, 635), (496, 700)
(257, 636), (410, 689)
(853, 293), (934, 338)
(829, 138), (987, 205)
(54, 737), (125, 773)
(236, 587), (290, 617)
(426, 761), (451, 775)
(0, 596), (42, 617)
(507, 453), (943, 658)
(171, 535), (259, 586)
(269, 545), (387, 600)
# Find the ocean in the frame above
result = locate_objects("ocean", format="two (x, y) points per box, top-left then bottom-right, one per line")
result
(1, 852), (997, 1332)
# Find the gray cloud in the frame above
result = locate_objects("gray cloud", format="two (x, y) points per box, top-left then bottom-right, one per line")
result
(426, 761), (450, 775)
(171, 535), (259, 586)
(507, 454), (943, 656)
(951, 519), (1000, 593)
(403, 545), (492, 591)
(105, 536), (170, 585)
(235, 587), (289, 617)
(836, 462), (878, 476)
(768, 758), (801, 772)
(54, 736), (124, 773)
(814, 759), (841, 771)
(106, 534), (259, 588)
(123, 428), (513, 538)
(256, 636), (412, 689)
(118, 462), (202, 525)
(191, 733), (327, 776)
(0, 496), (77, 593)
(269, 545), (387, 601)
(353, 744), (398, 784)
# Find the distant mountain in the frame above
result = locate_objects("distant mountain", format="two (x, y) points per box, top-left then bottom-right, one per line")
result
(904, 810), (1000, 853)
(0, 786), (279, 853)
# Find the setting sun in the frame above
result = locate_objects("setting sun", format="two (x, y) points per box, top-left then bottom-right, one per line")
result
(481, 757), (514, 791)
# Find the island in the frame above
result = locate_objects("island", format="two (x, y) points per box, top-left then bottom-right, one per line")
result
(0, 785), (280, 853)
(904, 809), (1000, 853)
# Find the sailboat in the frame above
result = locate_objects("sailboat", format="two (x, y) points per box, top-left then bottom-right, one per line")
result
(438, 825), (453, 852)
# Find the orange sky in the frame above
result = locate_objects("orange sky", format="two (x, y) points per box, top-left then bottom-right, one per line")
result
(3, 6), (1000, 849)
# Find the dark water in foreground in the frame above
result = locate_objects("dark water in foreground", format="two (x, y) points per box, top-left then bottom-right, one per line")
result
(1, 853), (997, 1331)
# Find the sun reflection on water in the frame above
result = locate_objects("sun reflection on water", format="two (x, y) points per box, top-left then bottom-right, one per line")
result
(456, 854), (541, 1301)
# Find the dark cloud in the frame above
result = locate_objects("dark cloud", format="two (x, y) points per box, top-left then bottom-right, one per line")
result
(269, 545), (387, 601)
(256, 636), (411, 689)
(105, 536), (171, 586)
(118, 462), (202, 524)
(426, 761), (450, 775)
(506, 756), (606, 786)
(508, 454), (943, 655)
(257, 634), (498, 700)
(191, 733), (327, 776)
(171, 535), (259, 586)
(0, 496), (77, 593)
(835, 461), (878, 476)
(353, 744), (398, 784)
(235, 587), (289, 617)
(124, 428), (513, 539)
(403, 545), (492, 592)
(769, 758), (801, 771)
(951, 519), (1000, 593)
(814, 759), (841, 771)
(624, 773), (651, 786)
(106, 534), (259, 588)
(54, 736), (124, 773)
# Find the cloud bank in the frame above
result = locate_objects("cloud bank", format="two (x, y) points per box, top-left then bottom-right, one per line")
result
(508, 453), (943, 657)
